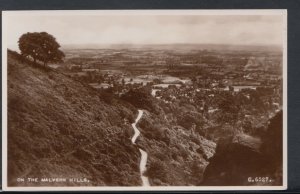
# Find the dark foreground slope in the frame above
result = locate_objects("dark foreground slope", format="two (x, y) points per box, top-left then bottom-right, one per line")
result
(202, 111), (283, 186)
(7, 50), (141, 186)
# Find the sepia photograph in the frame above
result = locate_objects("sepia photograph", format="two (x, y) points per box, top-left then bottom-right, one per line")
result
(2, 10), (287, 191)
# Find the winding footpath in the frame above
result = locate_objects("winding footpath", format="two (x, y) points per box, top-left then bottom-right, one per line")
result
(131, 110), (150, 186)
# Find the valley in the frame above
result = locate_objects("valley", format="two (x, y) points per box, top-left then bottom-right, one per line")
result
(7, 44), (283, 186)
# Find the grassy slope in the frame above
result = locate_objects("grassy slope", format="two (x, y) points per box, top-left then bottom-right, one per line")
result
(7, 50), (141, 186)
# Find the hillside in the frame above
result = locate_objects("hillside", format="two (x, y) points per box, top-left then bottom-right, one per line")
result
(120, 86), (282, 186)
(121, 88), (217, 185)
(202, 111), (283, 186)
(7, 50), (141, 186)
(6, 49), (282, 187)
(7, 50), (218, 187)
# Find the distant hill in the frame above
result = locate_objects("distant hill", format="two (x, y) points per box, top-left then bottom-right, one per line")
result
(62, 43), (282, 53)
(7, 50), (141, 186)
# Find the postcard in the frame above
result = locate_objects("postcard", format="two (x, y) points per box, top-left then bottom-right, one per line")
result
(2, 10), (287, 191)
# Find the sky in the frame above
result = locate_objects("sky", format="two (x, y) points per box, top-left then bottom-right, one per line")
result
(4, 11), (285, 50)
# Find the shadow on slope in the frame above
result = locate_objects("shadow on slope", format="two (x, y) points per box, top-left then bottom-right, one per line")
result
(7, 50), (141, 186)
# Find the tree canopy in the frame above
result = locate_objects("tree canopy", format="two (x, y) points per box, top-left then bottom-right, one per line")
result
(18, 32), (65, 66)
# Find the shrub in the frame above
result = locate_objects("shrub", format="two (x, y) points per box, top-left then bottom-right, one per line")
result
(190, 135), (201, 145)
(73, 148), (93, 160)
(99, 90), (115, 104)
(121, 88), (156, 112)
(147, 160), (168, 181)
(178, 112), (203, 130)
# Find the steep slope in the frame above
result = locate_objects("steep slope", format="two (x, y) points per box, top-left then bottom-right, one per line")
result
(136, 108), (216, 186)
(120, 89), (217, 186)
(202, 111), (283, 186)
(7, 50), (141, 186)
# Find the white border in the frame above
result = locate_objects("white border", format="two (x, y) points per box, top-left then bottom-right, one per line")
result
(2, 9), (288, 191)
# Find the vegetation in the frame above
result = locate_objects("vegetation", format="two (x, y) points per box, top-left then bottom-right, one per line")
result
(7, 41), (283, 187)
(7, 50), (140, 186)
(121, 88), (158, 113)
(18, 32), (65, 66)
(202, 111), (283, 186)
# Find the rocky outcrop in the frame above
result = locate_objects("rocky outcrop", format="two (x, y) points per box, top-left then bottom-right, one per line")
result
(202, 111), (283, 186)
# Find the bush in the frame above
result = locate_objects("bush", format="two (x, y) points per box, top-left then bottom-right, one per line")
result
(147, 160), (168, 181)
(154, 151), (169, 161)
(73, 148), (94, 160)
(191, 161), (206, 184)
(178, 112), (203, 130)
(99, 90), (115, 104)
(48, 74), (54, 79)
(190, 135), (201, 145)
(121, 88), (156, 112)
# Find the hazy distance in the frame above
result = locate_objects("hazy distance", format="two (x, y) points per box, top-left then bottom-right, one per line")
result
(5, 11), (284, 51)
